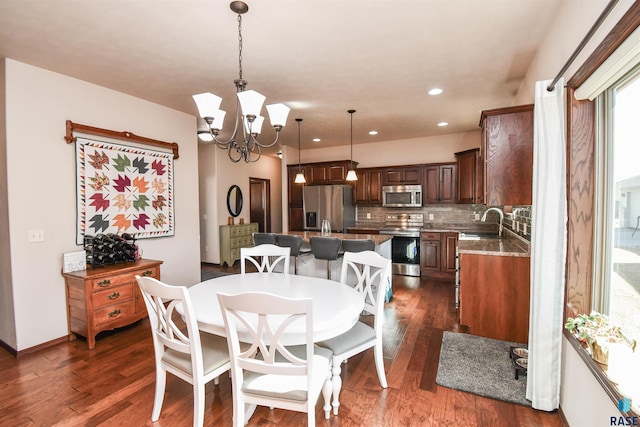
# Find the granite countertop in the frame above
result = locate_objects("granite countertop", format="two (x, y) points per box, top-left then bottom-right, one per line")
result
(285, 230), (392, 245)
(457, 234), (530, 257)
(350, 222), (529, 257)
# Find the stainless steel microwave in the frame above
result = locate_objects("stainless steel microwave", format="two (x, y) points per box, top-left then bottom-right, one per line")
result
(382, 185), (423, 207)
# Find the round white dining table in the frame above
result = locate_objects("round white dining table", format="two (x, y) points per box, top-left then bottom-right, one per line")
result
(186, 273), (365, 345)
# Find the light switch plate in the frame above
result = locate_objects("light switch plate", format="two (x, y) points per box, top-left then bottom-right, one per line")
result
(63, 251), (86, 273)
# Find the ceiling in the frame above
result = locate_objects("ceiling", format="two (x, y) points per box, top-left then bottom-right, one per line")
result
(0, 0), (563, 156)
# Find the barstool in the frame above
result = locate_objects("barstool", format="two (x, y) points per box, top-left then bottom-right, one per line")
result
(252, 232), (277, 246)
(341, 239), (375, 254)
(310, 236), (342, 280)
(276, 234), (310, 274)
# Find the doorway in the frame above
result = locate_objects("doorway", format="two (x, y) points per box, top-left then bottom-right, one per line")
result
(249, 178), (271, 233)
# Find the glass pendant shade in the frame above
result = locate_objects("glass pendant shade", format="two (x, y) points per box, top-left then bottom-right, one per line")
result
(346, 169), (358, 181)
(192, 92), (222, 119)
(266, 103), (291, 127)
(295, 172), (306, 183)
(237, 89), (266, 118)
(208, 110), (226, 130)
(244, 115), (264, 135)
(197, 131), (214, 142)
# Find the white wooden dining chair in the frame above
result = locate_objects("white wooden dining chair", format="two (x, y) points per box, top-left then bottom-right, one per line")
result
(240, 243), (290, 274)
(317, 250), (391, 415)
(136, 275), (233, 427)
(217, 292), (333, 427)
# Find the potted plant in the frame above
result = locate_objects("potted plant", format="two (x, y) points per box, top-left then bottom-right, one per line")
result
(565, 312), (636, 365)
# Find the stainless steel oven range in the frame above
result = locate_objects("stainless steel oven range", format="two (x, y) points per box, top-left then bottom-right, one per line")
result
(379, 213), (423, 277)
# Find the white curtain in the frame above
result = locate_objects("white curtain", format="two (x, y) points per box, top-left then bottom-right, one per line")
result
(526, 78), (567, 411)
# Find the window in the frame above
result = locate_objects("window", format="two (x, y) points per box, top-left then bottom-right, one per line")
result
(595, 67), (640, 345)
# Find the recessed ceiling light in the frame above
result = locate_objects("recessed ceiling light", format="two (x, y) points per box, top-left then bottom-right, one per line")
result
(437, 122), (448, 127)
(428, 88), (443, 96)
(312, 138), (321, 142)
(369, 130), (378, 135)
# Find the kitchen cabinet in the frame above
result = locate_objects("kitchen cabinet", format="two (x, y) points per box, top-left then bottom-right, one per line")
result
(459, 253), (530, 343)
(480, 104), (533, 206)
(420, 231), (457, 278)
(287, 165), (306, 231)
(354, 168), (383, 205)
(287, 165), (306, 206)
(287, 160), (357, 231)
(307, 160), (356, 185)
(422, 163), (456, 204)
(455, 148), (483, 204)
(382, 166), (422, 185)
(62, 258), (163, 349)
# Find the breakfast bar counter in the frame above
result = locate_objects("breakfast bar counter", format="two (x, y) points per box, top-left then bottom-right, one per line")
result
(283, 230), (392, 246)
(280, 231), (392, 281)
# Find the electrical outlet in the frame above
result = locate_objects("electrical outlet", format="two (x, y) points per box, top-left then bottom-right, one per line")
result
(366, 212), (371, 219)
(474, 213), (480, 221)
(428, 213), (434, 220)
(28, 229), (44, 242)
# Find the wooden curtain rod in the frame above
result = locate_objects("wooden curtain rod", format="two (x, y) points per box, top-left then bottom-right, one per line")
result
(64, 120), (180, 159)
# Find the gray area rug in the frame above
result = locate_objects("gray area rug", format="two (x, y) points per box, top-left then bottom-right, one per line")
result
(436, 331), (530, 406)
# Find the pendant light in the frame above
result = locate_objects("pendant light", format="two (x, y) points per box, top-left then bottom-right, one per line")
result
(345, 109), (358, 181)
(294, 118), (306, 184)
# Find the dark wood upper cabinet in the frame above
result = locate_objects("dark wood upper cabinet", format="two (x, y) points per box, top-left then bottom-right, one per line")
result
(309, 164), (328, 184)
(354, 168), (383, 205)
(422, 163), (456, 204)
(287, 165), (305, 206)
(302, 160), (356, 185)
(455, 148), (483, 204)
(480, 105), (533, 206)
(382, 166), (422, 185)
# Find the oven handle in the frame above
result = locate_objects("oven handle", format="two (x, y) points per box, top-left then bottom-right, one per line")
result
(379, 231), (421, 238)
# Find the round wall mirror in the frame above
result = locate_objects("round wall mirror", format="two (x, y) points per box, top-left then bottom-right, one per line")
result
(227, 185), (243, 217)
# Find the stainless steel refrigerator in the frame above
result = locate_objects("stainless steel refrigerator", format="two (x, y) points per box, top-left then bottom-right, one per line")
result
(302, 185), (355, 233)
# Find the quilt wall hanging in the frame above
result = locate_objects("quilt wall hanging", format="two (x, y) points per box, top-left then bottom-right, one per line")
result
(75, 137), (175, 244)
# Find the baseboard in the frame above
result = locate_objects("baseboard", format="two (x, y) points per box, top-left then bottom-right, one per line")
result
(558, 406), (569, 427)
(0, 335), (69, 358)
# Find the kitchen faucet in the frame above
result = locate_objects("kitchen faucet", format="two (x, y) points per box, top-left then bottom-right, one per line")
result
(481, 207), (504, 237)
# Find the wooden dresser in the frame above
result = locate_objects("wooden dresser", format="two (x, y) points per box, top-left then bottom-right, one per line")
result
(219, 223), (258, 266)
(62, 258), (163, 349)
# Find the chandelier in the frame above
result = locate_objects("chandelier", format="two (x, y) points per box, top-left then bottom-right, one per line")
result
(193, 1), (290, 163)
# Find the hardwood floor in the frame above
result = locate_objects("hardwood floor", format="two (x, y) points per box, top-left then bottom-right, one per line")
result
(0, 264), (563, 426)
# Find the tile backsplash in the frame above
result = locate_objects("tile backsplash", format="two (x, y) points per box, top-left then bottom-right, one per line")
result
(356, 204), (532, 241)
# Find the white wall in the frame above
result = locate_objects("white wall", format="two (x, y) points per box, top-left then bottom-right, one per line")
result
(3, 59), (201, 351)
(299, 131), (480, 167)
(0, 59), (17, 349)
(561, 336), (619, 425)
(199, 142), (283, 264)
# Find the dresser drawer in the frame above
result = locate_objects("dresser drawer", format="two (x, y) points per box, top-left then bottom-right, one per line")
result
(90, 274), (134, 291)
(92, 284), (134, 310)
(93, 300), (136, 327)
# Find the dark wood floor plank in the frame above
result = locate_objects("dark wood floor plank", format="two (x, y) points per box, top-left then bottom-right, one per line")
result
(0, 264), (563, 426)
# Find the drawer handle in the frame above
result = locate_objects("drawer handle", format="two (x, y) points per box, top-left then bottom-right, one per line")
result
(97, 279), (111, 287)
(108, 309), (122, 318)
(142, 270), (153, 277)
(108, 292), (120, 300)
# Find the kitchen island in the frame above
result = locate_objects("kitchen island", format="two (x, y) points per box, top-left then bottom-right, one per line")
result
(280, 231), (392, 282)
(457, 232), (531, 343)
